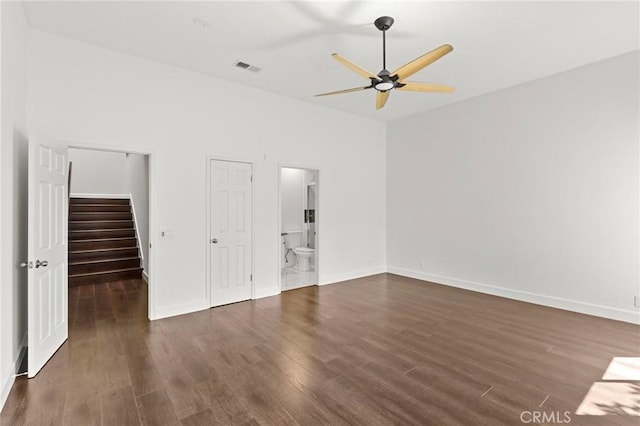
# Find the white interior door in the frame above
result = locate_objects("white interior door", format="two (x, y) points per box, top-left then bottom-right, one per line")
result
(210, 159), (253, 307)
(27, 136), (68, 378)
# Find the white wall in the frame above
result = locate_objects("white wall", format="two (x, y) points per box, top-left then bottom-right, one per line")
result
(28, 30), (387, 318)
(1, 1), (29, 409)
(387, 51), (640, 323)
(123, 153), (149, 272)
(281, 167), (304, 234)
(68, 148), (126, 194)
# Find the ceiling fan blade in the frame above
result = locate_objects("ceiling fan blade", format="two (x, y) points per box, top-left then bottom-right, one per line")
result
(392, 44), (453, 81)
(397, 82), (455, 93)
(376, 91), (390, 110)
(332, 53), (379, 80)
(315, 86), (371, 97)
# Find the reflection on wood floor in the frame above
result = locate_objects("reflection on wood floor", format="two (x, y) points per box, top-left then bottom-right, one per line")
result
(1, 274), (638, 425)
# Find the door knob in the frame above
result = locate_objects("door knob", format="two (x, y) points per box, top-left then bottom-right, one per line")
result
(35, 260), (48, 268)
(210, 238), (218, 244)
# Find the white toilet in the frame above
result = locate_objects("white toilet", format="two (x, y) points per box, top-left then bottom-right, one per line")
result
(293, 247), (314, 271)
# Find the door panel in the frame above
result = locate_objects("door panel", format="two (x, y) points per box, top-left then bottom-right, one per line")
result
(210, 160), (252, 307)
(28, 136), (68, 378)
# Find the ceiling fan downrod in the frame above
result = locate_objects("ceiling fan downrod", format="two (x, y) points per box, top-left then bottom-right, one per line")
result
(383, 28), (386, 70)
(374, 16), (394, 72)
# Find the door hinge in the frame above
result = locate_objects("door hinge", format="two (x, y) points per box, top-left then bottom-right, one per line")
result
(250, 274), (253, 281)
(250, 175), (253, 182)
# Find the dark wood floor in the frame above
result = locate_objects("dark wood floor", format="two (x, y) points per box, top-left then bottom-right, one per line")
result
(1, 274), (638, 425)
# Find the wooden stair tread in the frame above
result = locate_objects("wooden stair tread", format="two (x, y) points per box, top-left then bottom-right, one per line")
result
(70, 212), (132, 215)
(69, 229), (132, 233)
(70, 214), (132, 218)
(71, 236), (136, 242)
(70, 247), (136, 254)
(69, 220), (135, 230)
(69, 267), (143, 278)
(70, 198), (129, 204)
(70, 206), (131, 213)
(70, 211), (129, 214)
(69, 220), (132, 224)
(69, 229), (136, 242)
(69, 204), (130, 207)
(68, 228), (135, 235)
(69, 257), (140, 266)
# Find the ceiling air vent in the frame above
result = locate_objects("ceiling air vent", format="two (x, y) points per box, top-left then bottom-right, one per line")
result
(234, 61), (261, 73)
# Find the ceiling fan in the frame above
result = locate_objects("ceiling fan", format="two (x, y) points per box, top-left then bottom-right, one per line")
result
(316, 16), (454, 110)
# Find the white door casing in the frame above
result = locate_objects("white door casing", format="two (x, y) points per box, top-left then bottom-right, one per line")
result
(209, 159), (252, 307)
(27, 136), (68, 378)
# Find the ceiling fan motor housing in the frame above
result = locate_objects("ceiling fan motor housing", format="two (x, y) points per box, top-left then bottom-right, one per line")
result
(373, 70), (405, 92)
(374, 70), (394, 91)
(374, 16), (394, 31)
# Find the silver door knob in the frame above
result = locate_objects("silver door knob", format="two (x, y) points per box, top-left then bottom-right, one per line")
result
(210, 238), (218, 244)
(35, 260), (48, 268)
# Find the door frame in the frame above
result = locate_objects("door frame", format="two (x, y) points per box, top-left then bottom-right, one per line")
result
(205, 156), (255, 306)
(65, 141), (156, 319)
(277, 163), (320, 293)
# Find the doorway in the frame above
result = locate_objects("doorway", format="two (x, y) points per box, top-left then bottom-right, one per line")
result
(207, 158), (254, 307)
(67, 147), (150, 287)
(26, 138), (154, 378)
(279, 166), (319, 291)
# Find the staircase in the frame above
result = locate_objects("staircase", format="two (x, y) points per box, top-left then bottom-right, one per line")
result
(68, 197), (143, 286)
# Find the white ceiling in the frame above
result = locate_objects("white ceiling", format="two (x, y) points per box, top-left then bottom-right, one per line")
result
(22, 1), (639, 122)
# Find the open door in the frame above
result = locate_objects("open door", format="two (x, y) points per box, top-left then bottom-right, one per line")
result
(27, 135), (68, 378)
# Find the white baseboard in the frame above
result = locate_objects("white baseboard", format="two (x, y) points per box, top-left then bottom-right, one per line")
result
(254, 266), (388, 300)
(254, 286), (280, 300)
(69, 193), (129, 199)
(387, 266), (640, 325)
(319, 266), (387, 286)
(0, 333), (27, 411)
(153, 299), (208, 320)
(141, 271), (149, 283)
(0, 364), (15, 412)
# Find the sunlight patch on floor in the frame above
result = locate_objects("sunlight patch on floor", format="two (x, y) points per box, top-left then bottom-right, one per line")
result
(575, 382), (640, 416)
(575, 357), (640, 416)
(603, 357), (640, 381)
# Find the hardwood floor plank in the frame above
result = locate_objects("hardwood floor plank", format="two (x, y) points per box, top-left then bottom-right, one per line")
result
(62, 395), (101, 426)
(179, 409), (217, 426)
(100, 386), (142, 426)
(194, 378), (253, 425)
(23, 383), (68, 425)
(137, 390), (180, 426)
(208, 359), (300, 425)
(161, 361), (209, 420)
(124, 349), (165, 397)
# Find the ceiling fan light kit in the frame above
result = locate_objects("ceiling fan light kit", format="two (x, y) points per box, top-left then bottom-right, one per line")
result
(316, 16), (455, 110)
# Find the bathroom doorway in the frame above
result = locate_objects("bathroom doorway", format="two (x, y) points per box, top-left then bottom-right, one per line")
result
(279, 166), (319, 291)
